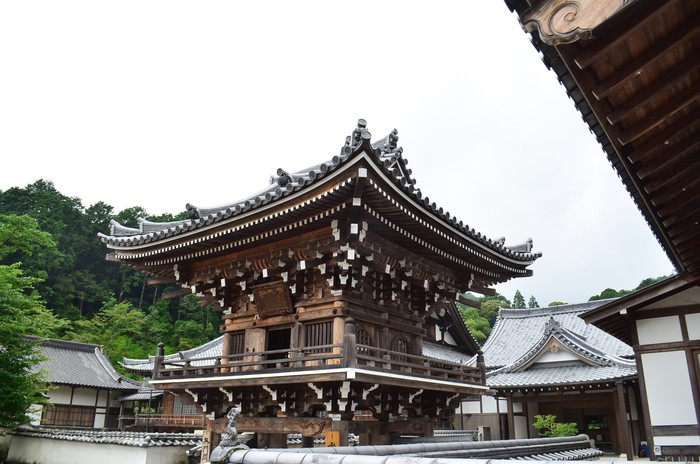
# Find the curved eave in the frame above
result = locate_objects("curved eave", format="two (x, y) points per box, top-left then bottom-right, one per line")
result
(100, 127), (540, 279)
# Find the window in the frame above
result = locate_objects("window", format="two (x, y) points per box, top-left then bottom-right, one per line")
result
(173, 394), (199, 416)
(392, 335), (409, 363)
(230, 331), (245, 355)
(306, 321), (333, 353)
(357, 327), (371, 355)
(41, 405), (95, 427)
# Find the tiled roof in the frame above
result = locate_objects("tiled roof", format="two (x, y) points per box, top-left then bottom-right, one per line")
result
(121, 336), (224, 373)
(34, 338), (139, 391)
(474, 299), (633, 369)
(422, 340), (472, 365)
(98, 120), (541, 264)
(12, 426), (200, 447)
(469, 300), (636, 388)
(487, 362), (636, 388)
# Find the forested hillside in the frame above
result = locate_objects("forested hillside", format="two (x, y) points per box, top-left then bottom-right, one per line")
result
(0, 180), (221, 367)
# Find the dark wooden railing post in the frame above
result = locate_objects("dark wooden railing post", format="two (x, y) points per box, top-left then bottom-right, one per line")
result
(342, 317), (356, 368)
(153, 342), (164, 379)
(477, 350), (486, 385)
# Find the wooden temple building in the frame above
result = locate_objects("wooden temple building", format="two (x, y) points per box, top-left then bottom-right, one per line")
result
(99, 120), (540, 458)
(505, 0), (700, 459)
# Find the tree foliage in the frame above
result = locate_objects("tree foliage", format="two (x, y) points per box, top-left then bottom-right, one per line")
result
(588, 275), (671, 302)
(0, 180), (221, 376)
(533, 414), (578, 437)
(528, 295), (539, 309)
(0, 215), (69, 427)
(513, 290), (526, 309)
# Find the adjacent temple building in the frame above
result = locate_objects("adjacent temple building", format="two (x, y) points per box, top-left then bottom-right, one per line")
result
(99, 120), (540, 458)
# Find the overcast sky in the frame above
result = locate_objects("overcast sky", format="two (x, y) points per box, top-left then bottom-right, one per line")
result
(0, 1), (673, 306)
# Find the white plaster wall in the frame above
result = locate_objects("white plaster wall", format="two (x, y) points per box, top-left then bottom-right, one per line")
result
(47, 386), (72, 404)
(654, 436), (700, 446)
(641, 351), (697, 426)
(534, 350), (580, 364)
(637, 316), (683, 345)
(514, 415), (528, 439)
(7, 436), (190, 464)
(460, 399), (482, 414)
(685, 313), (700, 341)
(71, 388), (98, 406)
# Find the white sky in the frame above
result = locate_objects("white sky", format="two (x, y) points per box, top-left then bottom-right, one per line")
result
(0, 1), (673, 306)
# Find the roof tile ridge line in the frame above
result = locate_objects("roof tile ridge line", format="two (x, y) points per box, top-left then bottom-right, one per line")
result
(93, 346), (131, 384)
(39, 337), (101, 351)
(185, 118), (370, 221)
(553, 327), (633, 367)
(503, 329), (558, 373)
(550, 329), (614, 366)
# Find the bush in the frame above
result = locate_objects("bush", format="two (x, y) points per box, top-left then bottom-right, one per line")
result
(533, 414), (578, 437)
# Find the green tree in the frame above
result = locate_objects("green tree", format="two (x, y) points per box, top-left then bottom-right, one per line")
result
(528, 295), (539, 309)
(513, 290), (526, 309)
(533, 414), (578, 437)
(0, 215), (69, 427)
(548, 301), (568, 307)
(457, 305), (491, 345)
(72, 300), (149, 365)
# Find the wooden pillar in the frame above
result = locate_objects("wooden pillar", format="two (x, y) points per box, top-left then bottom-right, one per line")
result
(153, 342), (164, 379)
(615, 381), (633, 460)
(200, 418), (215, 463)
(342, 317), (356, 368)
(506, 394), (515, 439)
(476, 351), (486, 385)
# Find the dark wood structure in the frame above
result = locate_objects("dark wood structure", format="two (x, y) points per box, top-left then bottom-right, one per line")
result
(504, 0), (700, 459)
(99, 120), (540, 458)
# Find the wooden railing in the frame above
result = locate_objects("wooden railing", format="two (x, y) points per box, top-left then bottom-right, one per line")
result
(157, 344), (343, 378)
(133, 414), (206, 428)
(355, 345), (483, 385)
(154, 341), (483, 385)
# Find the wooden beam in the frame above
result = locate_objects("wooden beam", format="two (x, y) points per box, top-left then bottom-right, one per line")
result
(651, 176), (700, 211)
(574, 1), (676, 70)
(629, 107), (700, 163)
(642, 145), (700, 197)
(636, 134), (699, 180)
(457, 294), (481, 309)
(606, 58), (700, 125)
(147, 276), (176, 285)
(592, 19), (700, 100)
(162, 288), (192, 300)
(618, 88), (700, 145)
(657, 188), (700, 217)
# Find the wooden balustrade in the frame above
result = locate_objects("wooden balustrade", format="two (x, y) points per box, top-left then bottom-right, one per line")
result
(155, 341), (483, 385)
(133, 414), (206, 428)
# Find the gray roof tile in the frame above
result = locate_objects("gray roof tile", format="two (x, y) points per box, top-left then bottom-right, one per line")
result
(475, 299), (633, 369)
(98, 120), (541, 263)
(36, 339), (139, 391)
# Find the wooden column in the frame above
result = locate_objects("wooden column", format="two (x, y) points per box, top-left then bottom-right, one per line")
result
(616, 381), (634, 460)
(506, 394), (515, 439)
(342, 317), (356, 368)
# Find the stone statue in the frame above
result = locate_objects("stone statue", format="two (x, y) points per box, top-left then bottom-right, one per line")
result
(209, 406), (249, 463)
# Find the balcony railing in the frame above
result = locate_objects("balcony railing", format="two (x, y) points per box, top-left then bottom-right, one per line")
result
(133, 414), (206, 428)
(155, 340), (483, 386)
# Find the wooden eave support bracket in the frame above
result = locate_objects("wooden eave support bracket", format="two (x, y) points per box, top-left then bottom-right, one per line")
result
(521, 0), (637, 46)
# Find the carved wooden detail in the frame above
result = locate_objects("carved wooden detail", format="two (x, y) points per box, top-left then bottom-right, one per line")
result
(521, 0), (637, 46)
(251, 281), (293, 318)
